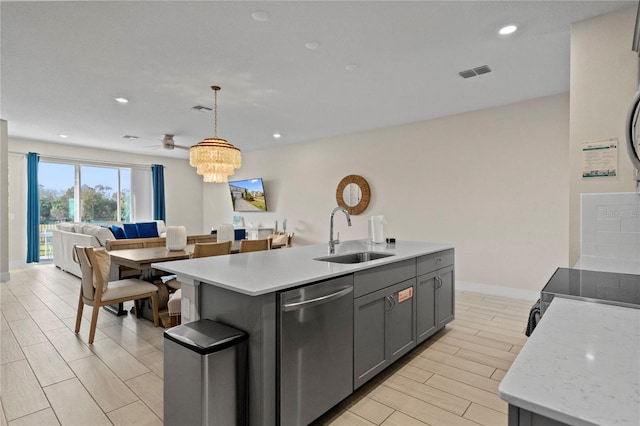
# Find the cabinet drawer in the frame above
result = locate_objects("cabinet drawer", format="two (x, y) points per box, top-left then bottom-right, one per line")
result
(354, 259), (416, 298)
(417, 249), (454, 276)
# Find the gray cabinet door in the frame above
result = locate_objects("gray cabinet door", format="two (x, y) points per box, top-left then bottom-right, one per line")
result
(416, 271), (437, 343)
(386, 279), (416, 363)
(354, 278), (416, 389)
(436, 265), (455, 328)
(354, 287), (387, 389)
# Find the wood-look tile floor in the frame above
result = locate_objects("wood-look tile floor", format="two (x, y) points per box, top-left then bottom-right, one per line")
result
(1, 263), (533, 426)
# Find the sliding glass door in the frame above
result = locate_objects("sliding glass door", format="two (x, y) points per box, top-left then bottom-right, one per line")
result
(39, 163), (75, 259)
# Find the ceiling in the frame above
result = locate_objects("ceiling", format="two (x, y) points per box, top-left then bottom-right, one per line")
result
(1, 1), (636, 159)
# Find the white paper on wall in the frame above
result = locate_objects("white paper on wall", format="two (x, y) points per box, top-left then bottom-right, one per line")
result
(582, 139), (618, 178)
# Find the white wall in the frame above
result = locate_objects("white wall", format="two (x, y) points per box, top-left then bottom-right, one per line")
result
(7, 138), (204, 266)
(0, 121), (10, 281)
(569, 7), (639, 265)
(204, 94), (570, 292)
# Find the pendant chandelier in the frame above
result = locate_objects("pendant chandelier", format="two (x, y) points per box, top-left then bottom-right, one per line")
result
(189, 86), (242, 183)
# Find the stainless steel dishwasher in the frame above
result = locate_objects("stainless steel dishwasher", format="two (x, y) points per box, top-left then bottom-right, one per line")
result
(278, 274), (353, 426)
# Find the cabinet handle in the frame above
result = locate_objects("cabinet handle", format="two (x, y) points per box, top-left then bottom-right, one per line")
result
(385, 295), (396, 311)
(435, 275), (442, 289)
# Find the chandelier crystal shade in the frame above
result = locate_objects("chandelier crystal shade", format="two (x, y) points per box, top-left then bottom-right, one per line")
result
(189, 86), (242, 183)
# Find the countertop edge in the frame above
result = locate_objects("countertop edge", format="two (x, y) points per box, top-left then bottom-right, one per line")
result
(152, 240), (454, 296)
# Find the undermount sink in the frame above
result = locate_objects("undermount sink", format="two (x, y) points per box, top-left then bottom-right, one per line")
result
(315, 251), (395, 264)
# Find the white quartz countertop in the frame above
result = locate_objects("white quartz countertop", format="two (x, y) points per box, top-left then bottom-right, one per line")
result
(498, 297), (640, 426)
(152, 240), (453, 296)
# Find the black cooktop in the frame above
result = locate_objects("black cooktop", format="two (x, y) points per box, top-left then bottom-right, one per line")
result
(542, 267), (640, 309)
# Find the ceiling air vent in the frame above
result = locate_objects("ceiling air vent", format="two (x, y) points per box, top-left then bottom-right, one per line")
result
(459, 65), (492, 79)
(191, 105), (212, 112)
(121, 135), (139, 140)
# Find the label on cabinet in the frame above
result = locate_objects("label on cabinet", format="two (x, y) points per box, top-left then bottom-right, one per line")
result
(398, 287), (413, 303)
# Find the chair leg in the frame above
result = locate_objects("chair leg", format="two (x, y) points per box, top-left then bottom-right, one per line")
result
(75, 294), (84, 334)
(88, 303), (100, 344)
(150, 293), (160, 327)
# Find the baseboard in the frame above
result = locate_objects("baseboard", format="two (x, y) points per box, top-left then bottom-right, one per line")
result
(0, 271), (10, 282)
(9, 260), (27, 270)
(456, 280), (539, 302)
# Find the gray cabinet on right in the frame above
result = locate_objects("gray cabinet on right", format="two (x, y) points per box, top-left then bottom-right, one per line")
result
(416, 250), (455, 344)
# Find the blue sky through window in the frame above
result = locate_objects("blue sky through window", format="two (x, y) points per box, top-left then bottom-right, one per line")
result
(39, 162), (74, 193)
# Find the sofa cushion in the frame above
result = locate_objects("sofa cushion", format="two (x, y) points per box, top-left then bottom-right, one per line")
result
(136, 222), (159, 238)
(81, 225), (113, 247)
(110, 225), (126, 239)
(57, 223), (76, 232)
(123, 223), (139, 239)
(101, 225), (114, 237)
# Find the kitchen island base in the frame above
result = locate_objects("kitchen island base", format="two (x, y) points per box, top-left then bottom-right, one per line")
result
(155, 241), (455, 425)
(508, 405), (569, 426)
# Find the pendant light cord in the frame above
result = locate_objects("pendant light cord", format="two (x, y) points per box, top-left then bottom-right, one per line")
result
(212, 85), (220, 138)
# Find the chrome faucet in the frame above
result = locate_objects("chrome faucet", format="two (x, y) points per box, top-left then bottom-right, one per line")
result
(329, 206), (352, 254)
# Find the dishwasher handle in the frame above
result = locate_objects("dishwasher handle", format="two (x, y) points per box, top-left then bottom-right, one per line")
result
(282, 286), (353, 312)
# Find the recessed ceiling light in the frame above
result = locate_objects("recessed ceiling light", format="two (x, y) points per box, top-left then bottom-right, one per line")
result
(345, 64), (359, 72)
(498, 25), (518, 35)
(251, 10), (270, 22)
(115, 97), (129, 104)
(273, 133), (281, 139)
(305, 41), (321, 50)
(58, 134), (69, 138)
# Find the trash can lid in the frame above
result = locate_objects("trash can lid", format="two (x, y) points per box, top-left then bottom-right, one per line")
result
(164, 319), (248, 355)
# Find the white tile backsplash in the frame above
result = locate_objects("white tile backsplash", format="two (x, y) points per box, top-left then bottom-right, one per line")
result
(581, 193), (640, 260)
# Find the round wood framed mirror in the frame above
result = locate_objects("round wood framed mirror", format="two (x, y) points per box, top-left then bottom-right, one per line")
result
(336, 175), (371, 215)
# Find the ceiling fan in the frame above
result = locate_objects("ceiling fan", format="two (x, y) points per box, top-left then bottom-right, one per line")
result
(145, 134), (190, 150)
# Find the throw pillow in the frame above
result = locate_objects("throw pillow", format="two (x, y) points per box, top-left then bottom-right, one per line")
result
(136, 222), (159, 238)
(110, 225), (126, 239)
(92, 248), (110, 292)
(122, 223), (139, 239)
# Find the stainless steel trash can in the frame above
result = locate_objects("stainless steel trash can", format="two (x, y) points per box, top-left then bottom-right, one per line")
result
(164, 319), (248, 426)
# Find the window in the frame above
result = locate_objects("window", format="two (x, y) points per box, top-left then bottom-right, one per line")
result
(39, 162), (75, 223)
(79, 165), (131, 223)
(39, 162), (133, 225)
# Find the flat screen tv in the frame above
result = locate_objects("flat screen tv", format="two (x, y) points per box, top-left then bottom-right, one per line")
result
(228, 178), (268, 212)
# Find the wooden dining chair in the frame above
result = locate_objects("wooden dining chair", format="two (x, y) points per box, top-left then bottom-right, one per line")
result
(267, 232), (295, 249)
(73, 245), (159, 344)
(239, 238), (271, 253)
(192, 241), (232, 258)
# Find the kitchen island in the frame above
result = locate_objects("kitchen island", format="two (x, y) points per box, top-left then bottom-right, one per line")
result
(153, 240), (455, 425)
(498, 297), (640, 426)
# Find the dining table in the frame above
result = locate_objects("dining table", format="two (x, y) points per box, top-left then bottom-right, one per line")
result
(110, 245), (194, 274)
(106, 241), (244, 317)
